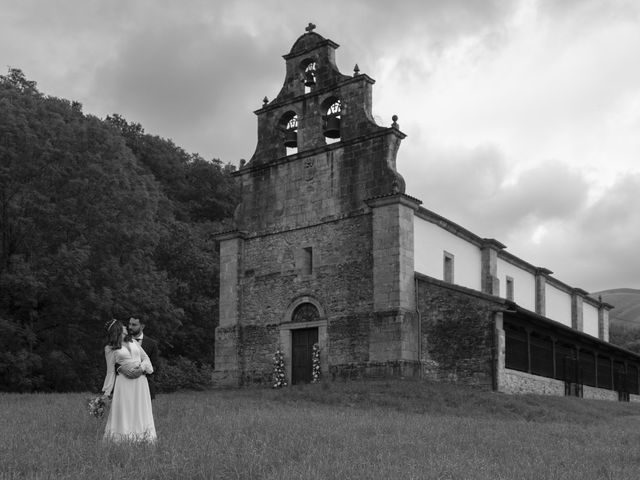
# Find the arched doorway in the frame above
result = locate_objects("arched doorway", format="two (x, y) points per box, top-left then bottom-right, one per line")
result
(291, 303), (320, 384)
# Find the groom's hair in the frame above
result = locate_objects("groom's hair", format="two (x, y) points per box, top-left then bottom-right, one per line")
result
(129, 316), (145, 327)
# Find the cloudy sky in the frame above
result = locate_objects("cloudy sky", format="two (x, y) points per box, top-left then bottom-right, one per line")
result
(2, 0), (639, 292)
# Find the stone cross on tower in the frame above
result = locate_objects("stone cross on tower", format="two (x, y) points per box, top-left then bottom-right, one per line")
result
(305, 22), (316, 33)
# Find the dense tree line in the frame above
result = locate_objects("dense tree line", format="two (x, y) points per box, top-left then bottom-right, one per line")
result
(0, 69), (239, 392)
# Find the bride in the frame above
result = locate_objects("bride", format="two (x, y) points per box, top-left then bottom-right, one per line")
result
(101, 319), (156, 443)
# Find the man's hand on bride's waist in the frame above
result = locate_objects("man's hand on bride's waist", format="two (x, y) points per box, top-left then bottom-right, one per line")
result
(117, 363), (144, 379)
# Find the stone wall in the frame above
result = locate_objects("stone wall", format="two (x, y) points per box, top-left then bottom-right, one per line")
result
(500, 369), (635, 401)
(239, 324), (281, 385)
(236, 126), (405, 238)
(233, 214), (374, 381)
(500, 369), (566, 396)
(240, 214), (374, 323)
(416, 275), (502, 387)
(582, 385), (619, 401)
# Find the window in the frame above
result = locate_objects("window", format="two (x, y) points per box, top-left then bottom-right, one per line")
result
(506, 276), (514, 301)
(596, 356), (612, 389)
(443, 251), (454, 284)
(280, 111), (298, 155)
(504, 324), (528, 372)
(530, 333), (554, 378)
(627, 364), (639, 395)
(292, 303), (320, 323)
(300, 247), (313, 276)
(322, 97), (341, 144)
(303, 61), (316, 94)
(614, 360), (626, 392)
(579, 350), (596, 387)
(555, 343), (576, 381)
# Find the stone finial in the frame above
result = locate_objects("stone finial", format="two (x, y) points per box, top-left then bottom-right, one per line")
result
(391, 115), (398, 128)
(353, 64), (360, 76)
(239, 159), (246, 168)
(263, 96), (269, 106)
(305, 22), (316, 33)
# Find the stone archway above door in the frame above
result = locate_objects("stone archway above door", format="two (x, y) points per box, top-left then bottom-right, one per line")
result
(280, 296), (328, 385)
(292, 302), (320, 323)
(284, 296), (326, 324)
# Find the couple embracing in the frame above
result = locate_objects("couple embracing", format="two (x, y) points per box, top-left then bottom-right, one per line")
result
(101, 316), (159, 443)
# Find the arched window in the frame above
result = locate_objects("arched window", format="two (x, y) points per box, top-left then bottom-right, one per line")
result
(322, 98), (341, 144)
(280, 111), (298, 154)
(292, 303), (320, 323)
(302, 61), (316, 93)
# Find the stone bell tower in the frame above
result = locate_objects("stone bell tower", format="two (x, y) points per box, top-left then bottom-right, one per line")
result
(214, 24), (422, 386)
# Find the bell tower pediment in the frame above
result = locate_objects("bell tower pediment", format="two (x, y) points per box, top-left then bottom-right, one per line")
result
(234, 24), (407, 236)
(243, 24), (401, 168)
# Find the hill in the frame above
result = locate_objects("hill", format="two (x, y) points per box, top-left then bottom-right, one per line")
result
(592, 289), (640, 353)
(592, 288), (640, 328)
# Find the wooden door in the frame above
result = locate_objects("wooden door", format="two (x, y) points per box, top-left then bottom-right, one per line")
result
(291, 328), (318, 385)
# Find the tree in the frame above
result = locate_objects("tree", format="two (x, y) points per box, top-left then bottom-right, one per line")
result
(1, 69), (240, 391)
(0, 69), (183, 390)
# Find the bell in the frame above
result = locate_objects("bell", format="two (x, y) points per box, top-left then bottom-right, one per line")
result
(284, 129), (297, 148)
(304, 71), (316, 87)
(324, 115), (341, 139)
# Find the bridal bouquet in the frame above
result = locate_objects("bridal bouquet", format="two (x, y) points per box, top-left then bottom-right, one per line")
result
(87, 394), (110, 418)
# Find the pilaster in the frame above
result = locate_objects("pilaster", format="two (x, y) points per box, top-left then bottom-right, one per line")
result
(598, 302), (611, 342)
(366, 193), (421, 312)
(213, 230), (245, 386)
(494, 311), (505, 392)
(216, 231), (245, 328)
(480, 238), (505, 296)
(572, 288), (588, 332)
(535, 268), (552, 316)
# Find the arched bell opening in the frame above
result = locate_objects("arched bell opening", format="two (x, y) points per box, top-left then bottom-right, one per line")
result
(279, 111), (298, 155)
(322, 97), (341, 144)
(301, 59), (317, 94)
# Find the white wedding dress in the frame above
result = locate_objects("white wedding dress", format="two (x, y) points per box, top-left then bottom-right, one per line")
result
(101, 341), (157, 443)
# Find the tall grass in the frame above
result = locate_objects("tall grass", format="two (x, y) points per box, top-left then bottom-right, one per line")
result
(2, 380), (640, 479)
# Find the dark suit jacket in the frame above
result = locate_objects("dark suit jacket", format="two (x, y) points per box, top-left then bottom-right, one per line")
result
(141, 335), (159, 399)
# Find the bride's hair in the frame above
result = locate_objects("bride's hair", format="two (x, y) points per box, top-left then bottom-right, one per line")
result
(104, 319), (132, 349)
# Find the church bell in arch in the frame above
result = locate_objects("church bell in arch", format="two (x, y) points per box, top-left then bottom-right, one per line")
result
(323, 114), (340, 139)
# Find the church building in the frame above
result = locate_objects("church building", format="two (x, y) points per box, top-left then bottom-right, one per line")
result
(214, 25), (640, 401)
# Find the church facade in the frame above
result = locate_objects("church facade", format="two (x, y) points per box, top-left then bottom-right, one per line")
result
(214, 26), (640, 401)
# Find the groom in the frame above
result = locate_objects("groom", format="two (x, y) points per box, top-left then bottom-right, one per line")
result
(128, 316), (160, 399)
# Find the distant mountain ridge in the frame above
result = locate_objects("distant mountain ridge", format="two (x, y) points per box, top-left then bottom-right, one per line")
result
(592, 288), (640, 328)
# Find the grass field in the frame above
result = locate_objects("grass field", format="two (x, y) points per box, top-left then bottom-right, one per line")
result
(2, 380), (640, 479)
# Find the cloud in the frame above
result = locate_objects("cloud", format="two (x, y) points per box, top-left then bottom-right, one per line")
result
(94, 22), (282, 159)
(405, 144), (589, 236)
(402, 141), (640, 291)
(1, 0), (639, 291)
(499, 172), (640, 291)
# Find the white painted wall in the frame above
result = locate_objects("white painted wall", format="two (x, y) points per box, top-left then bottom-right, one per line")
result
(496, 258), (536, 311)
(583, 303), (599, 338)
(545, 284), (572, 327)
(414, 217), (482, 291)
